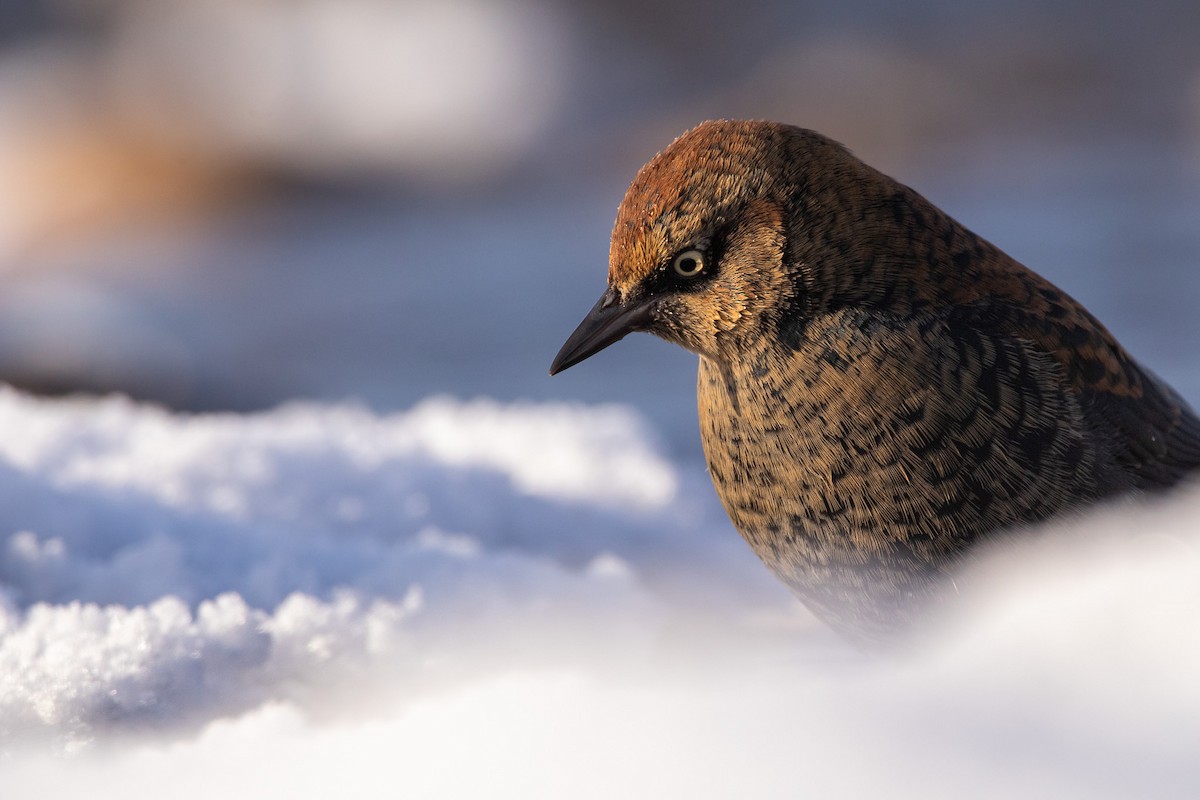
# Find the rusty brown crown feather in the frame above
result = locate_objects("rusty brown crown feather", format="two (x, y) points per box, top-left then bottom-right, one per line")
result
(607, 119), (1145, 396)
(552, 119), (1200, 645)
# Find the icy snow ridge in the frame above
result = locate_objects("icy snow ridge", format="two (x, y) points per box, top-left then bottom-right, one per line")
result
(0, 389), (766, 750)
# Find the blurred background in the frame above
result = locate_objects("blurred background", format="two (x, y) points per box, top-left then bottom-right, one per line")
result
(0, 0), (1198, 459)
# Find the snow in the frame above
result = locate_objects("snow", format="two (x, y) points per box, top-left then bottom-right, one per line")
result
(0, 389), (788, 748)
(0, 387), (1198, 798)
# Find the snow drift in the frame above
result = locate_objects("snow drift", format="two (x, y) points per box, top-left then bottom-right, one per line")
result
(0, 388), (1197, 798)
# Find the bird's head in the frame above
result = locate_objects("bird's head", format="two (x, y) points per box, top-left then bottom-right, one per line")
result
(550, 119), (879, 375)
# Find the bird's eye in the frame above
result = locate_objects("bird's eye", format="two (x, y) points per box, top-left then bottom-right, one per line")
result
(672, 249), (706, 278)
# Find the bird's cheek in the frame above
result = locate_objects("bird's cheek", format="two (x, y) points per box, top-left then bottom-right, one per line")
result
(644, 300), (684, 342)
(713, 293), (750, 334)
(650, 300), (721, 358)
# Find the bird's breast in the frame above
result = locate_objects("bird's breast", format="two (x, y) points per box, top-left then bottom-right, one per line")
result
(695, 307), (1106, 638)
(696, 338), (930, 567)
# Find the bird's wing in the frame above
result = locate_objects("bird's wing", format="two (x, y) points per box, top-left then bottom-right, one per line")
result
(1077, 365), (1200, 491)
(947, 301), (1200, 495)
(763, 306), (1111, 554)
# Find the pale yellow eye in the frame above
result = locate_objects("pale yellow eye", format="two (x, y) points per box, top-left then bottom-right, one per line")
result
(672, 249), (705, 278)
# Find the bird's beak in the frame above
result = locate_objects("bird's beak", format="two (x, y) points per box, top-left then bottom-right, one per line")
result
(549, 289), (653, 375)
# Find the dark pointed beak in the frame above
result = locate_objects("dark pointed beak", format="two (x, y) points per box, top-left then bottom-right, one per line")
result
(549, 289), (653, 375)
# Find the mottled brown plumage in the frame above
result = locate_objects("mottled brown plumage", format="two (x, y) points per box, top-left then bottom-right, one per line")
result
(550, 120), (1200, 644)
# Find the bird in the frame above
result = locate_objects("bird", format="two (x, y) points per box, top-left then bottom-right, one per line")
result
(549, 119), (1200, 645)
